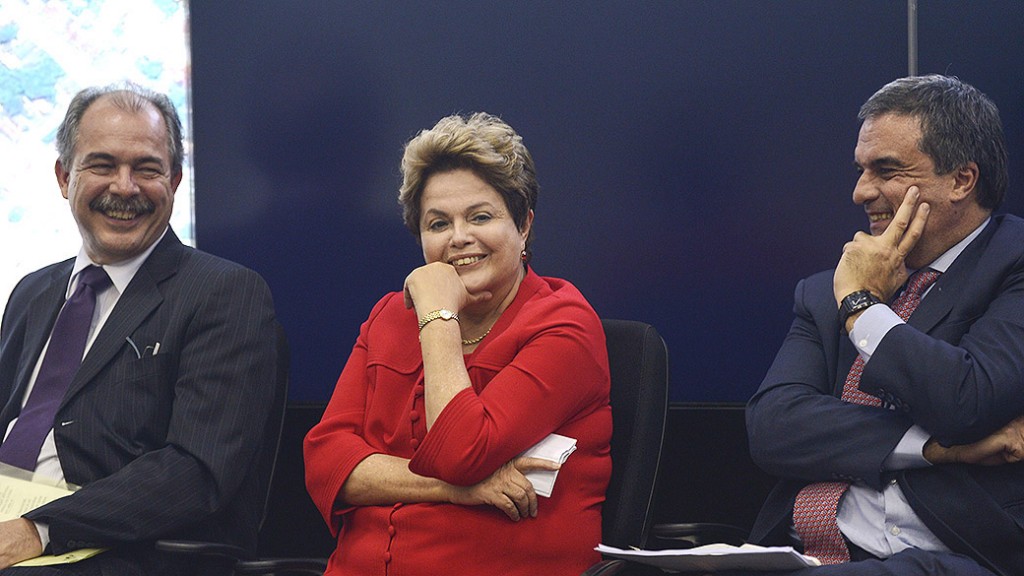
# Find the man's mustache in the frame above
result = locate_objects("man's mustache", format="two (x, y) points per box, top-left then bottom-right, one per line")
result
(90, 194), (156, 215)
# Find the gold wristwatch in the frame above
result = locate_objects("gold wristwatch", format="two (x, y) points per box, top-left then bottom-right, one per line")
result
(418, 309), (460, 332)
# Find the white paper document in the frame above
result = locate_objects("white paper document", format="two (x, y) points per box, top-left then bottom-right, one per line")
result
(596, 542), (821, 572)
(0, 464), (107, 566)
(521, 433), (577, 497)
(0, 468), (76, 520)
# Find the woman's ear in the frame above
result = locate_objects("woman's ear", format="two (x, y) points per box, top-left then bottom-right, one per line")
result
(520, 209), (534, 240)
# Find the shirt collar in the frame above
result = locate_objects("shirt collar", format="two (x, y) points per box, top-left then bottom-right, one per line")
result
(68, 227), (169, 298)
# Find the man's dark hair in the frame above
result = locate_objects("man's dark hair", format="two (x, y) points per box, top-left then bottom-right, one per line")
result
(859, 74), (1007, 210)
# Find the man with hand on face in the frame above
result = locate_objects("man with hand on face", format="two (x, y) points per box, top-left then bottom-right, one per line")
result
(742, 75), (1024, 576)
(0, 83), (279, 574)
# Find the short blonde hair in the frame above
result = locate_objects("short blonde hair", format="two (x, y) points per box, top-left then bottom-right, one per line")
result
(399, 113), (538, 256)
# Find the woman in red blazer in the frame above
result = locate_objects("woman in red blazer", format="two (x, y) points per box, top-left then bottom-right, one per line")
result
(305, 112), (612, 575)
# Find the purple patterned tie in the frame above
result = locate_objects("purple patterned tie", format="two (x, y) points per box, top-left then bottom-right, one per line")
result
(792, 268), (941, 564)
(0, 265), (111, 471)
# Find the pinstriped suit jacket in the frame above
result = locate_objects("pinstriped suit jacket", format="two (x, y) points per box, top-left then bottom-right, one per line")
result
(0, 231), (278, 570)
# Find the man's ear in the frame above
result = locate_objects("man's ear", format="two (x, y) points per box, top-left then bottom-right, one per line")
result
(55, 159), (71, 199)
(171, 168), (183, 193)
(950, 161), (979, 203)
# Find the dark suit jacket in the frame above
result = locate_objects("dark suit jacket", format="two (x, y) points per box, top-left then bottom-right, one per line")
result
(0, 231), (279, 572)
(746, 214), (1024, 576)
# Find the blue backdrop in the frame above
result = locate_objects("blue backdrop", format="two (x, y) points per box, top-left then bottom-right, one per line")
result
(189, 1), (1024, 403)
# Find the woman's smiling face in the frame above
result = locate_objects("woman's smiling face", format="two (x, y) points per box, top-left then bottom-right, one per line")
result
(419, 168), (532, 305)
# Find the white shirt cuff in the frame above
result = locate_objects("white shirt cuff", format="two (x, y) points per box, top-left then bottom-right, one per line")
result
(849, 304), (903, 361)
(33, 520), (50, 551)
(882, 425), (932, 470)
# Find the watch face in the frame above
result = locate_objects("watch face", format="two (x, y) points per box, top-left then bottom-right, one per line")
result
(440, 309), (454, 320)
(841, 291), (881, 320)
(850, 293), (872, 307)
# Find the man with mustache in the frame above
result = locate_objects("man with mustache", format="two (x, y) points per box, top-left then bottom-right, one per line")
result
(740, 75), (1024, 576)
(0, 83), (280, 574)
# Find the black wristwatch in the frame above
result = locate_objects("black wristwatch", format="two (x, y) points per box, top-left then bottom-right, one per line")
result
(839, 290), (883, 327)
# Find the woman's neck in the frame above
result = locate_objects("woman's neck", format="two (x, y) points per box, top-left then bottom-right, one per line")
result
(460, 266), (526, 341)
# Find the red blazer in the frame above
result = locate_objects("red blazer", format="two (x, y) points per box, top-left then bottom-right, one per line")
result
(305, 269), (612, 575)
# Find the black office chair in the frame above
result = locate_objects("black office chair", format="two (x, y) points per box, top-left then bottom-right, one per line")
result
(581, 319), (669, 576)
(154, 323), (325, 574)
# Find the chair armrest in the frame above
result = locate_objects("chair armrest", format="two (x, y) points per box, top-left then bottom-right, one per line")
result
(582, 558), (666, 576)
(154, 540), (327, 575)
(154, 539), (251, 561)
(649, 522), (748, 548)
(581, 559), (631, 576)
(233, 557), (328, 575)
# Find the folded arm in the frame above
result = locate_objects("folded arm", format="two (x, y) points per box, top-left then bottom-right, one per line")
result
(340, 452), (558, 522)
(925, 415), (1024, 466)
(747, 274), (913, 490)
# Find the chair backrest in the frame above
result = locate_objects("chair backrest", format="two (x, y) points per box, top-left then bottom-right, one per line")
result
(600, 319), (669, 549)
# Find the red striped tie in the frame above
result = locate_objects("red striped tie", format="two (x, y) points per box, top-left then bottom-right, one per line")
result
(792, 269), (941, 564)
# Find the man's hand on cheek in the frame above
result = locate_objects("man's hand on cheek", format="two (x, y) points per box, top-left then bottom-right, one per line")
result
(834, 186), (930, 306)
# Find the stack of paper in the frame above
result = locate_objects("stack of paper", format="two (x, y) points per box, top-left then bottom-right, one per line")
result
(596, 542), (821, 572)
(521, 433), (577, 497)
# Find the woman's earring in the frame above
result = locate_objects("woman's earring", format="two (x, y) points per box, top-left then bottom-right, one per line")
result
(521, 250), (528, 262)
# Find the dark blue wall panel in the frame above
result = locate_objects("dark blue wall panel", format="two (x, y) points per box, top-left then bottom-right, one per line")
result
(189, 1), (1024, 403)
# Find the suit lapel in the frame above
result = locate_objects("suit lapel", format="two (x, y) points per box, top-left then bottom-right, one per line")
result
(0, 264), (71, 425)
(62, 233), (183, 404)
(907, 219), (994, 334)
(21, 265), (72, 373)
(904, 274), (955, 334)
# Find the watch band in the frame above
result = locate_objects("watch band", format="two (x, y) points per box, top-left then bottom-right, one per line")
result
(839, 290), (883, 327)
(418, 308), (460, 332)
